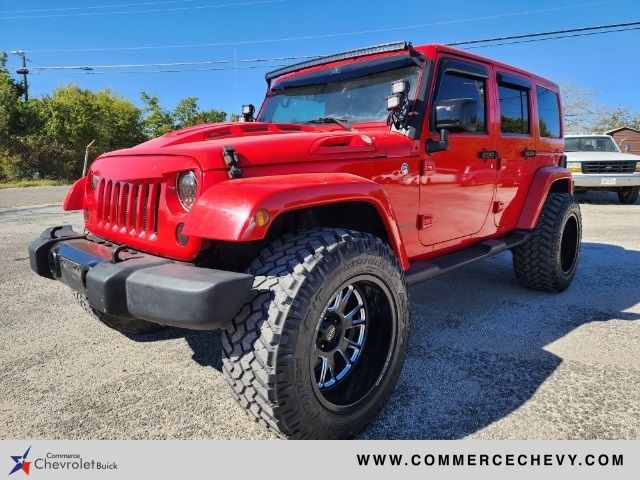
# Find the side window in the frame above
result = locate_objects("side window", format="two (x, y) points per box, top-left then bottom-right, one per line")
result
(498, 84), (529, 135)
(536, 86), (561, 138)
(434, 71), (486, 133)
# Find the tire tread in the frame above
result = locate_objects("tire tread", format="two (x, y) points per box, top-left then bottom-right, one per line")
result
(512, 193), (581, 292)
(221, 228), (407, 439)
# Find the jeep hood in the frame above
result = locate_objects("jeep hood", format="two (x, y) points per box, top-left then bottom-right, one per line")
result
(98, 122), (391, 170)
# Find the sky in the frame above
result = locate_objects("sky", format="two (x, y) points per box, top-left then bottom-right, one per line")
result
(1, 0), (639, 116)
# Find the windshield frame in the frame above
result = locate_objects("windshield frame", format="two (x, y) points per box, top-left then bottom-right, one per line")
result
(257, 53), (430, 138)
(564, 136), (621, 153)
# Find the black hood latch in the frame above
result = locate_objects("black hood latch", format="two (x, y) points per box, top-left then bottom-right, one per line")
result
(223, 145), (243, 179)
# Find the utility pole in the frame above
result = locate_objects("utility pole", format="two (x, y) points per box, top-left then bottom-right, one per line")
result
(11, 50), (29, 102)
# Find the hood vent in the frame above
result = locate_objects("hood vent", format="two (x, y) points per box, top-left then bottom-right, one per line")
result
(202, 123), (307, 141)
(242, 125), (270, 133)
(206, 129), (233, 139)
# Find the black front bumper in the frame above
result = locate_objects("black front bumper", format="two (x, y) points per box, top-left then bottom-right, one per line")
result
(28, 226), (254, 330)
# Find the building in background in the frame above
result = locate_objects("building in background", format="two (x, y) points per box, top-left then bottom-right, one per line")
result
(606, 127), (640, 155)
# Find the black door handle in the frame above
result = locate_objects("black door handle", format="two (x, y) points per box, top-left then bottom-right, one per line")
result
(478, 150), (499, 160)
(522, 149), (537, 158)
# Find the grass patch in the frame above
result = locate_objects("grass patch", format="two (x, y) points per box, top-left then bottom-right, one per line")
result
(0, 179), (69, 189)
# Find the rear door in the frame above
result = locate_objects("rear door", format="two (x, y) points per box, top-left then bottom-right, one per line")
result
(419, 56), (497, 246)
(493, 69), (536, 228)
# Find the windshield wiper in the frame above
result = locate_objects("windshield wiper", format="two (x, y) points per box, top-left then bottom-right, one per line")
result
(307, 116), (353, 131)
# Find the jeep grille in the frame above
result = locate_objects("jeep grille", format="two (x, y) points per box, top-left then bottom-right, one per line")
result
(96, 179), (161, 237)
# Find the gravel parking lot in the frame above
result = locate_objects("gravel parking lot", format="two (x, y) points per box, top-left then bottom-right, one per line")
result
(0, 185), (70, 209)
(1, 191), (638, 440)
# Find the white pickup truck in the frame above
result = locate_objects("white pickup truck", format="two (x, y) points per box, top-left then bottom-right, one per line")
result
(565, 134), (640, 204)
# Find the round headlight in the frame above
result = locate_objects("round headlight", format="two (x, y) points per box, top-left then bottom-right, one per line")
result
(177, 171), (197, 211)
(91, 174), (100, 190)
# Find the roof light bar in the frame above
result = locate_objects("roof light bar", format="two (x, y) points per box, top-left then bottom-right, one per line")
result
(265, 41), (412, 83)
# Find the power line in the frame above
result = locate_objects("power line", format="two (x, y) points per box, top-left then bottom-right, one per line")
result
(450, 20), (640, 46)
(466, 25), (640, 49)
(30, 64), (287, 75)
(3, 0), (213, 15)
(32, 55), (317, 70)
(0, 0), (285, 20)
(27, 20), (640, 74)
(16, 0), (624, 52)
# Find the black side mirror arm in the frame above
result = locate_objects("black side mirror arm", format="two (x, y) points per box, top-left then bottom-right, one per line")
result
(426, 128), (450, 154)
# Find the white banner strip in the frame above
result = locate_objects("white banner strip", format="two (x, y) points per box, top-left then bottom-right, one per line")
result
(2, 440), (638, 479)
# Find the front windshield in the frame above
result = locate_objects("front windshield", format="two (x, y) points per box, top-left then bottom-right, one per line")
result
(565, 137), (619, 152)
(258, 65), (422, 124)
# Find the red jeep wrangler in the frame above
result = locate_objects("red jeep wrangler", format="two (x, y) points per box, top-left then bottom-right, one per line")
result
(29, 42), (581, 439)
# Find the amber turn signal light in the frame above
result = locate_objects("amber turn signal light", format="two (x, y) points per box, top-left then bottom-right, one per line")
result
(254, 209), (270, 227)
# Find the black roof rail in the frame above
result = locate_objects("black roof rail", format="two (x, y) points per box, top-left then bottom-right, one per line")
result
(265, 41), (413, 84)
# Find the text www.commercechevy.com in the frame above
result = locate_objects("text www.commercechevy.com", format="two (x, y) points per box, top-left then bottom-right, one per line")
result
(356, 453), (623, 467)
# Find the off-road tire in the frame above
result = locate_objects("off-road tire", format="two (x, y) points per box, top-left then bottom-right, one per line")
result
(221, 228), (410, 439)
(73, 292), (165, 335)
(512, 193), (581, 292)
(618, 186), (639, 204)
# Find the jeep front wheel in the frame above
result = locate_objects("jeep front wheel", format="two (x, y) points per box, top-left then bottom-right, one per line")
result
(222, 228), (410, 439)
(511, 193), (582, 292)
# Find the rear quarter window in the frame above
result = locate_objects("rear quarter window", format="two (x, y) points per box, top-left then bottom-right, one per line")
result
(536, 86), (561, 138)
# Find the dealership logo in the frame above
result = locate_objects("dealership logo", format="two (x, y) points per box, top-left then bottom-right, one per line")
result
(8, 446), (31, 476)
(8, 447), (118, 476)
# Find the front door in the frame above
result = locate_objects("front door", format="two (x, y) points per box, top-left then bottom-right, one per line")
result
(419, 57), (497, 246)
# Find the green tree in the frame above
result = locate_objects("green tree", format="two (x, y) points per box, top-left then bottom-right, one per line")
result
(140, 92), (174, 138)
(172, 96), (226, 127)
(35, 85), (146, 179)
(1, 56), (230, 184)
(141, 92), (227, 138)
(0, 53), (23, 139)
(2, 82), (146, 181)
(0, 52), (30, 181)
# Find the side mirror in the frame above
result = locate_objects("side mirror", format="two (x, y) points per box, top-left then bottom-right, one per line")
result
(624, 143), (631, 153)
(426, 128), (449, 154)
(434, 98), (478, 132)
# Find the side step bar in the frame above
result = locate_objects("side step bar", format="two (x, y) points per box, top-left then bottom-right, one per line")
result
(405, 230), (532, 286)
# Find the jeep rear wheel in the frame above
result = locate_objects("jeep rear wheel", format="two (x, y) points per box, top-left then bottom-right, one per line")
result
(221, 228), (410, 439)
(73, 292), (165, 335)
(618, 186), (639, 204)
(511, 193), (582, 292)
